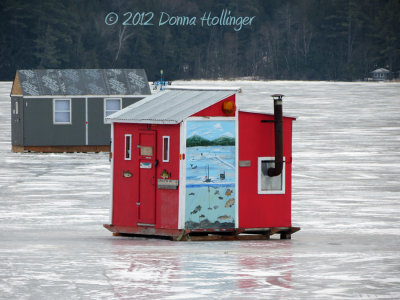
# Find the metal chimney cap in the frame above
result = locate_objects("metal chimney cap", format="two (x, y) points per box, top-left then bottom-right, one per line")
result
(271, 94), (284, 100)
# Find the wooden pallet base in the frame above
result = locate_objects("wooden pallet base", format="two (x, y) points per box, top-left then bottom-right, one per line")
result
(12, 145), (110, 153)
(104, 224), (300, 241)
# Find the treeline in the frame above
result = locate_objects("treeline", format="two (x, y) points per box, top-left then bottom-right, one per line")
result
(187, 135), (235, 147)
(1, 0), (399, 81)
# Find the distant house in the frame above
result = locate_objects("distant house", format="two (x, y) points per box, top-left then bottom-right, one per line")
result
(10, 69), (151, 152)
(370, 68), (390, 81)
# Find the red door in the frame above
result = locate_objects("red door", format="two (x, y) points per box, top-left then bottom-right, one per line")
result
(137, 131), (156, 225)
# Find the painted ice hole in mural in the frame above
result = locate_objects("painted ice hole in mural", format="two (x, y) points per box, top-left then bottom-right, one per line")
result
(185, 119), (236, 229)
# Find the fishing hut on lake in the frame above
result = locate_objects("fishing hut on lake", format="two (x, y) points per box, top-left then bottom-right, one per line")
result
(10, 69), (151, 153)
(104, 87), (299, 240)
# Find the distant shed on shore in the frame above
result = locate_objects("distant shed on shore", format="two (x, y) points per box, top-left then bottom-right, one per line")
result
(370, 68), (390, 81)
(10, 69), (151, 153)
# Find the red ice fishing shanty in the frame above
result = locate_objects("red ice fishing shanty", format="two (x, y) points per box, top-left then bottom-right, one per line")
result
(104, 87), (300, 240)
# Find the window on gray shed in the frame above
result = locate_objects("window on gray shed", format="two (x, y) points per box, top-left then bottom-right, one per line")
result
(54, 99), (71, 124)
(105, 98), (122, 120)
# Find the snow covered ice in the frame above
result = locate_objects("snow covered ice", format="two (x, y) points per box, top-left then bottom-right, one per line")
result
(1, 80), (400, 299)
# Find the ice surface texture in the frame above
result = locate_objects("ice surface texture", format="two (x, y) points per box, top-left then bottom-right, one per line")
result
(1, 80), (400, 299)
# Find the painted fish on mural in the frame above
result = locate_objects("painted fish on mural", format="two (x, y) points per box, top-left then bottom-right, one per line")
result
(190, 205), (202, 215)
(225, 189), (233, 196)
(123, 170), (132, 178)
(225, 198), (235, 208)
(217, 215), (231, 221)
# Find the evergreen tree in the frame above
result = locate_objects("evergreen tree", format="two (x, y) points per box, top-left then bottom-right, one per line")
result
(0, 0), (399, 81)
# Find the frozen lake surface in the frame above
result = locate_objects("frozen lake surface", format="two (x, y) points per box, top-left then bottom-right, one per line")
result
(1, 80), (400, 299)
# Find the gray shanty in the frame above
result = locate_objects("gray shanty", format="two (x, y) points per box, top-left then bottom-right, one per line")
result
(10, 69), (151, 152)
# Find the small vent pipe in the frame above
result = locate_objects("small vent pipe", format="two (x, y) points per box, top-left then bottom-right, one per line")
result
(268, 94), (284, 177)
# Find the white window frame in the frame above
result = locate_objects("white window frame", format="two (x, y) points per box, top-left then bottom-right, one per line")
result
(124, 134), (132, 160)
(162, 136), (170, 162)
(104, 98), (122, 123)
(53, 99), (71, 125)
(257, 156), (285, 194)
(15, 101), (18, 115)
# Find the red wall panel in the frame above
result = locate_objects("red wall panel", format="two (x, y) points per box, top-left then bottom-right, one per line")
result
(192, 94), (236, 117)
(112, 123), (138, 227)
(238, 111), (294, 228)
(112, 123), (180, 229)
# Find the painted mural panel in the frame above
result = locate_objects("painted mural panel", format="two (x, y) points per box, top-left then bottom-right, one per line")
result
(185, 120), (236, 229)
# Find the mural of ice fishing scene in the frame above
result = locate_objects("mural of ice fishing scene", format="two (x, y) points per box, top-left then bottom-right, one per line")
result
(185, 120), (236, 229)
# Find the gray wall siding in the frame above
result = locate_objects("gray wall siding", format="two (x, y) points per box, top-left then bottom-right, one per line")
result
(87, 98), (107, 145)
(123, 98), (142, 108)
(12, 97), (144, 147)
(11, 97), (24, 146)
(23, 98), (85, 146)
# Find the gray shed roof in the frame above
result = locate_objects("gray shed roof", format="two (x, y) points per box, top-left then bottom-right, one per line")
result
(14, 69), (151, 96)
(106, 89), (238, 124)
(371, 68), (390, 74)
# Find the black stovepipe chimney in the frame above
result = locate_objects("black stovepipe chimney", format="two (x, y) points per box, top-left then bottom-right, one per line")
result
(268, 94), (284, 177)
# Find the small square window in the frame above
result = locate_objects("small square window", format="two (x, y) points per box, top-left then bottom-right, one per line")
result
(54, 99), (71, 124)
(105, 98), (121, 121)
(258, 157), (285, 194)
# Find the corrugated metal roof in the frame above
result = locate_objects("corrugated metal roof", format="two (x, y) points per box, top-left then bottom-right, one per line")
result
(15, 69), (151, 96)
(106, 89), (237, 124)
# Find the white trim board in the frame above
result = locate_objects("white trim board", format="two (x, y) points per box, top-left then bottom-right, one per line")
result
(178, 121), (187, 229)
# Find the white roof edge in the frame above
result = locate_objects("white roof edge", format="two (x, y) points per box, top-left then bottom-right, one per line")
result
(105, 118), (179, 124)
(239, 108), (297, 119)
(164, 86), (242, 93)
(239, 108), (270, 114)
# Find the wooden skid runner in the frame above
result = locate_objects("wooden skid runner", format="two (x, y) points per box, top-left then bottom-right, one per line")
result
(12, 145), (110, 153)
(104, 224), (300, 241)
